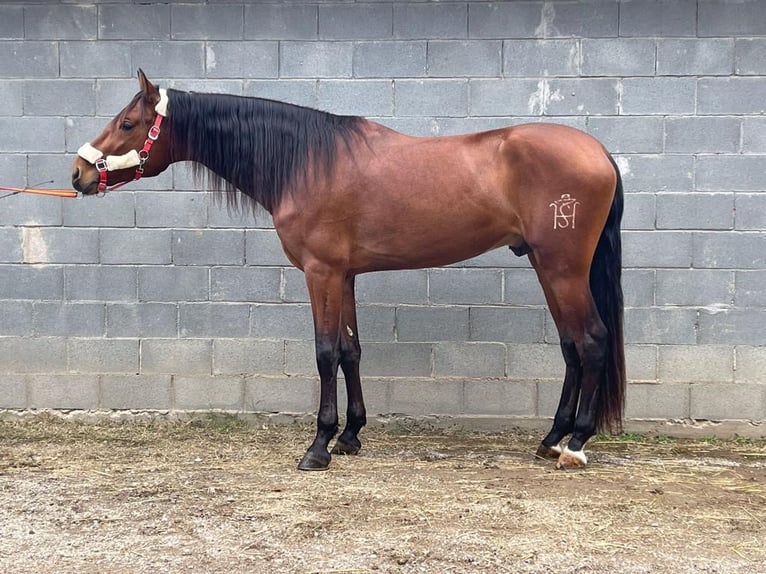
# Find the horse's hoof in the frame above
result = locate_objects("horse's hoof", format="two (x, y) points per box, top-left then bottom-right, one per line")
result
(331, 438), (361, 456)
(555, 447), (588, 470)
(535, 443), (562, 460)
(297, 449), (331, 471)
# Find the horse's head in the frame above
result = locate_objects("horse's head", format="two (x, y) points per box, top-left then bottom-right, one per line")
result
(72, 69), (171, 195)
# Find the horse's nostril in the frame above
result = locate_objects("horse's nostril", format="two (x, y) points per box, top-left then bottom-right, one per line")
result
(72, 166), (81, 184)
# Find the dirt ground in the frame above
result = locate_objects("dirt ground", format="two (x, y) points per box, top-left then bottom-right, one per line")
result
(0, 415), (764, 574)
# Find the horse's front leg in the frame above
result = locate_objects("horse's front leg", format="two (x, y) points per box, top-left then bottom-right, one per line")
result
(332, 275), (366, 456)
(298, 266), (345, 471)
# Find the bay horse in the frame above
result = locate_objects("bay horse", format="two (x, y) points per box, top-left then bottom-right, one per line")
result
(72, 70), (625, 471)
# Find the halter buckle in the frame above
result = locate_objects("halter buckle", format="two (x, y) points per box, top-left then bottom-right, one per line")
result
(148, 124), (161, 141)
(95, 158), (108, 172)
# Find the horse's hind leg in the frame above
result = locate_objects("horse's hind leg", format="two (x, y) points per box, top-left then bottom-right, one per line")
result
(332, 275), (367, 456)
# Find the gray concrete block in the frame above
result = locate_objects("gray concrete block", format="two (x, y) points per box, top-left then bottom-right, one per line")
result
(623, 269), (655, 308)
(174, 375), (244, 411)
(397, 306), (469, 342)
(0, 376), (26, 409)
(0, 189), (62, 227)
(656, 270), (734, 307)
(736, 271), (766, 307)
(626, 344), (659, 383)
(698, 78), (766, 115)
(33, 302), (105, 337)
(656, 38), (733, 76)
(696, 155), (766, 192)
(581, 39), (656, 77)
(171, 4), (243, 40)
(394, 3), (466, 39)
(735, 346), (766, 384)
(95, 79), (142, 116)
(395, 79), (468, 117)
(587, 117), (664, 154)
(360, 342), (432, 377)
(504, 269), (547, 306)
(101, 374), (172, 410)
(280, 42), (353, 78)
(693, 232), (766, 270)
(357, 305), (396, 342)
(211, 267), (281, 303)
(625, 308), (697, 345)
(173, 230), (245, 266)
(206, 42), (279, 79)
(504, 40), (579, 77)
(356, 270), (427, 304)
(743, 118), (766, 153)
(60, 41), (133, 78)
(317, 80), (393, 116)
(656, 193), (734, 230)
(470, 79), (542, 117)
(318, 4), (392, 40)
(615, 154), (694, 193)
(0, 82), (22, 115)
(135, 192), (208, 228)
(130, 42), (204, 79)
(0, 265), (63, 301)
(100, 229), (171, 265)
(427, 41), (502, 77)
(64, 193), (135, 228)
(690, 383), (766, 421)
(139, 267), (209, 303)
(244, 80), (317, 109)
(353, 41), (427, 78)
(68, 338), (139, 374)
(21, 228), (98, 265)
(622, 231), (693, 268)
(24, 5), (96, 40)
(506, 343), (562, 381)
(665, 117), (740, 153)
(468, 2), (544, 39)
(244, 376), (317, 413)
(283, 340), (315, 376)
(429, 268), (503, 305)
(0, 301), (33, 337)
(107, 303), (178, 338)
(0, 229), (21, 263)
(282, 268), (309, 303)
(28, 375), (99, 410)
(659, 345), (734, 384)
(697, 309), (766, 346)
(66, 266), (136, 302)
(140, 339), (211, 376)
(622, 193), (656, 230)
(99, 4), (170, 40)
(735, 39), (766, 75)
(542, 1), (619, 38)
(245, 4), (317, 40)
(389, 379), (462, 415)
(0, 42), (58, 78)
(620, 78), (696, 116)
(464, 380), (537, 417)
(23, 80), (95, 116)
(626, 383), (689, 420)
(0, 117), (65, 153)
(245, 229), (290, 267)
(212, 339), (284, 376)
(433, 342), (505, 378)
(469, 307), (545, 344)
(618, 0), (696, 37)
(251, 304), (314, 340)
(0, 337), (66, 374)
(179, 303), (249, 338)
(0, 6), (23, 39)
(698, 0), (766, 36)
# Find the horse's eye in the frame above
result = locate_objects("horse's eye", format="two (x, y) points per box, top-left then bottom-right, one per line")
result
(120, 121), (134, 131)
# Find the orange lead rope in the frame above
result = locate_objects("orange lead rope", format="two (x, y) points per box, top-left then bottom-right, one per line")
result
(0, 186), (78, 199)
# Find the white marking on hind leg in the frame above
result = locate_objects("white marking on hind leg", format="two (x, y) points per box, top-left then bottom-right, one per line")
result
(562, 446), (587, 466)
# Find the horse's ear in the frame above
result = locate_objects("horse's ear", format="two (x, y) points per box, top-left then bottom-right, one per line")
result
(137, 68), (159, 101)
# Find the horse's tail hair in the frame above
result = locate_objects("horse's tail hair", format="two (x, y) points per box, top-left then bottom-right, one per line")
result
(590, 154), (626, 434)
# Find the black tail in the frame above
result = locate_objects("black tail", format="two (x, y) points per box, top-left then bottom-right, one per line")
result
(590, 154), (626, 433)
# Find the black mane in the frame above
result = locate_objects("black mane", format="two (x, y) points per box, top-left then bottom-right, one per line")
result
(166, 90), (365, 213)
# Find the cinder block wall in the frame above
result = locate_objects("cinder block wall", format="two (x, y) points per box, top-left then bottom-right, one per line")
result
(1, 1), (764, 427)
